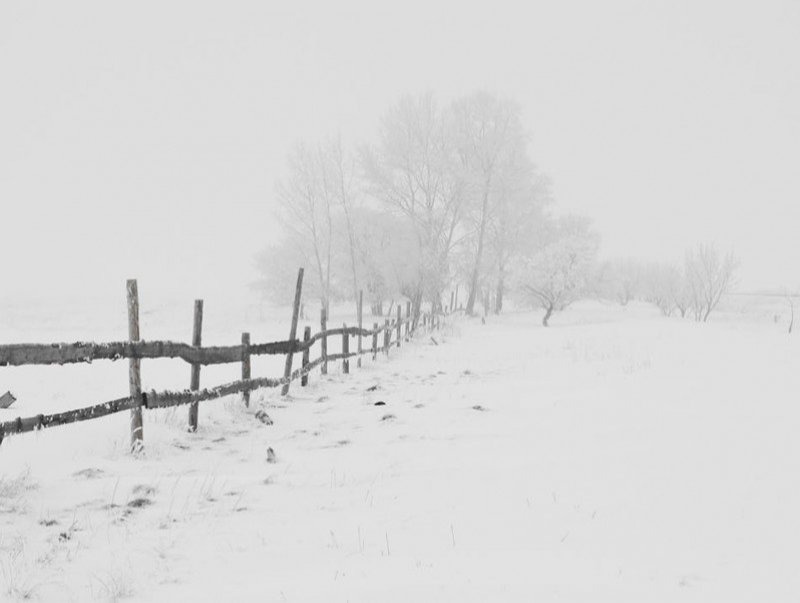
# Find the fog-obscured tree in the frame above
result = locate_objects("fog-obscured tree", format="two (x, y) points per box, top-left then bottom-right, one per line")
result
(451, 92), (530, 316)
(275, 142), (336, 313)
(606, 258), (644, 306)
(513, 215), (600, 326)
(785, 292), (794, 334)
(684, 244), (738, 322)
(325, 137), (361, 305)
(350, 207), (418, 315)
(484, 154), (549, 315)
(641, 263), (684, 316)
(362, 93), (465, 317)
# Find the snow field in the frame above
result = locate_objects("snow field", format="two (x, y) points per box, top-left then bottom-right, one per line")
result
(1, 300), (799, 601)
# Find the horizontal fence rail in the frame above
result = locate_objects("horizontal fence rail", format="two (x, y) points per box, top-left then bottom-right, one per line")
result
(0, 270), (452, 448)
(0, 326), (400, 368)
(0, 339), (415, 443)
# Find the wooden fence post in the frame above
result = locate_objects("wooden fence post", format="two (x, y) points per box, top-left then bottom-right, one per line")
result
(357, 291), (363, 368)
(396, 305), (402, 348)
(372, 322), (378, 361)
(320, 307), (328, 375)
(301, 326), (310, 386)
(384, 318), (390, 355)
(405, 301), (411, 339)
(342, 323), (349, 374)
(188, 299), (203, 432)
(281, 268), (304, 396)
(241, 332), (251, 406)
(126, 279), (143, 453)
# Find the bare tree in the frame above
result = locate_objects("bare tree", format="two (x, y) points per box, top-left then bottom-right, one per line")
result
(325, 137), (361, 305)
(641, 262), (692, 317)
(351, 206), (418, 315)
(362, 93), (466, 318)
(684, 244), (738, 322)
(451, 92), (528, 316)
(485, 149), (549, 315)
(606, 258), (644, 306)
(276, 143), (336, 313)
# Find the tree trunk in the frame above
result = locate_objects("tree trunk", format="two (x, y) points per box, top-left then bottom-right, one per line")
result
(542, 304), (553, 327)
(465, 180), (492, 315)
(494, 275), (504, 314)
(411, 289), (423, 329)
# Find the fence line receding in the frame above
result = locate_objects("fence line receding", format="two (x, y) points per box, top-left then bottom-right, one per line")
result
(0, 268), (449, 450)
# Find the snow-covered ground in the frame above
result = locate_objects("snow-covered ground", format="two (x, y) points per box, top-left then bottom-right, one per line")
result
(2, 299), (799, 601)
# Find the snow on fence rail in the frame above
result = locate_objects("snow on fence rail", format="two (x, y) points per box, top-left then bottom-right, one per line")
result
(0, 268), (446, 450)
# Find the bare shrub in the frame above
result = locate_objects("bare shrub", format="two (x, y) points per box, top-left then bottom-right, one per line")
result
(684, 244), (738, 322)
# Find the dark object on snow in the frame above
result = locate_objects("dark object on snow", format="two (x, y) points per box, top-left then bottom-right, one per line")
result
(374, 401), (386, 406)
(380, 413), (396, 421)
(472, 405), (488, 412)
(254, 410), (273, 425)
(366, 385), (379, 392)
(430, 337), (439, 346)
(266, 447), (277, 463)
(0, 391), (16, 409)
(481, 317), (486, 325)
(127, 497), (152, 509)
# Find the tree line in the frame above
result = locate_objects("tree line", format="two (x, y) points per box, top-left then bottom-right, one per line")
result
(254, 91), (737, 326)
(598, 244), (739, 322)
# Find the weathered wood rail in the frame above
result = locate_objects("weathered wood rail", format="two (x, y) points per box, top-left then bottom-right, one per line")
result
(0, 331), (384, 367)
(0, 271), (449, 448)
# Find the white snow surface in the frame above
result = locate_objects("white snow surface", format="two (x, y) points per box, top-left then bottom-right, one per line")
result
(1, 300), (800, 601)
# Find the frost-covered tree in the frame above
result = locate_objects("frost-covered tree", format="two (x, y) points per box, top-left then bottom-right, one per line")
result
(641, 263), (686, 317)
(451, 92), (530, 316)
(513, 216), (600, 326)
(325, 137), (361, 305)
(684, 244), (738, 322)
(275, 142), (336, 313)
(604, 258), (644, 306)
(484, 171), (548, 314)
(362, 93), (465, 317)
(350, 207), (418, 316)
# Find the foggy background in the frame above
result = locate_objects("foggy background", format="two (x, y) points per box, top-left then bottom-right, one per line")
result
(2, 0), (798, 304)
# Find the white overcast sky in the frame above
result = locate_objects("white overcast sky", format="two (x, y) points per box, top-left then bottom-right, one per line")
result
(1, 0), (798, 302)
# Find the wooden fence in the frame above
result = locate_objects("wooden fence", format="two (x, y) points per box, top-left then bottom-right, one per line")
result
(0, 269), (447, 451)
